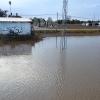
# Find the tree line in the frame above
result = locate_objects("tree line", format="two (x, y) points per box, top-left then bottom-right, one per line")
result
(31, 17), (84, 24)
(57, 19), (84, 24)
(0, 8), (21, 17)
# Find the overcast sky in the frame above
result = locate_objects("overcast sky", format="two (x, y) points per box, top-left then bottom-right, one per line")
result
(0, 0), (100, 21)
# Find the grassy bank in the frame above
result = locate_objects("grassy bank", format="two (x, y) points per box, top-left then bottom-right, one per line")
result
(35, 29), (100, 36)
(0, 34), (42, 45)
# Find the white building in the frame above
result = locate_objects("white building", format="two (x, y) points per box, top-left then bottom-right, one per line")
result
(0, 17), (32, 35)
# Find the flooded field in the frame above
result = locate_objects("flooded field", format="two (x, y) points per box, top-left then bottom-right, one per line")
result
(0, 36), (100, 100)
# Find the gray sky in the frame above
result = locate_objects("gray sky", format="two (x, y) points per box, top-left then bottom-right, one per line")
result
(0, 0), (100, 21)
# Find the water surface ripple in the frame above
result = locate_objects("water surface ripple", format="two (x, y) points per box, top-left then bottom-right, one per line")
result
(0, 36), (100, 100)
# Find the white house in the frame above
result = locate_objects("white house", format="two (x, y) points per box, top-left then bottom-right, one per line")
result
(82, 22), (89, 26)
(98, 23), (100, 26)
(0, 17), (32, 35)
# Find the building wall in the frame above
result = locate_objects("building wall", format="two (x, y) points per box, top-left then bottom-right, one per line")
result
(0, 22), (31, 35)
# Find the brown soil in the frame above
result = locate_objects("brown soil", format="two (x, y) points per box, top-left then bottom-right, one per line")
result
(58, 24), (100, 29)
(40, 32), (100, 37)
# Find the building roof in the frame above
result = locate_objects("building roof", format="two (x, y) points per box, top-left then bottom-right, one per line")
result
(0, 17), (32, 22)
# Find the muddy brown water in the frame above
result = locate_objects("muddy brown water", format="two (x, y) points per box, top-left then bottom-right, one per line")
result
(0, 36), (100, 100)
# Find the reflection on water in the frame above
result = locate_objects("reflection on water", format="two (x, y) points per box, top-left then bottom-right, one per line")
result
(0, 42), (34, 55)
(0, 36), (100, 100)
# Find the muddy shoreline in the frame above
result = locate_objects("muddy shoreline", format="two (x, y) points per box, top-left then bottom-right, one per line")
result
(0, 32), (100, 46)
(0, 34), (42, 46)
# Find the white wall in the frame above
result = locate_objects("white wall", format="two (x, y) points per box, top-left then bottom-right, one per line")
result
(0, 22), (31, 35)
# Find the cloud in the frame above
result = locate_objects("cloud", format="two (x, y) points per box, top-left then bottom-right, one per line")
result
(88, 4), (100, 8)
(0, 0), (100, 20)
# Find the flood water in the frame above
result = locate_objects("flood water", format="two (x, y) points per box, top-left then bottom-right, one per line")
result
(0, 36), (100, 100)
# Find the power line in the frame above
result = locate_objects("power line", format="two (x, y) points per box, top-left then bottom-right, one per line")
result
(20, 13), (100, 20)
(21, 14), (57, 16)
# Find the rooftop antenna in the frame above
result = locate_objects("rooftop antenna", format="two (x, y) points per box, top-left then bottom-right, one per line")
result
(60, 0), (68, 49)
(9, 1), (11, 15)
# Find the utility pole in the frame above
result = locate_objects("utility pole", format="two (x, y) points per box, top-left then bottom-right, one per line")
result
(94, 12), (95, 21)
(92, 12), (95, 26)
(9, 1), (11, 15)
(56, 12), (58, 33)
(60, 0), (68, 49)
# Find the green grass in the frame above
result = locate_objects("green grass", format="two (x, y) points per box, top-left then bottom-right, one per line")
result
(0, 35), (4, 40)
(35, 30), (100, 34)
(66, 30), (99, 33)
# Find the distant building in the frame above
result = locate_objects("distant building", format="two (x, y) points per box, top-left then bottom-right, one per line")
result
(0, 17), (32, 35)
(82, 21), (100, 26)
(98, 23), (100, 26)
(86, 23), (89, 26)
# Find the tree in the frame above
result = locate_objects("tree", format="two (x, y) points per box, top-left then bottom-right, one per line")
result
(47, 17), (53, 22)
(0, 9), (8, 17)
(39, 18), (46, 27)
(58, 20), (62, 24)
(32, 17), (46, 27)
(87, 20), (92, 23)
(32, 17), (40, 27)
(47, 17), (53, 27)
